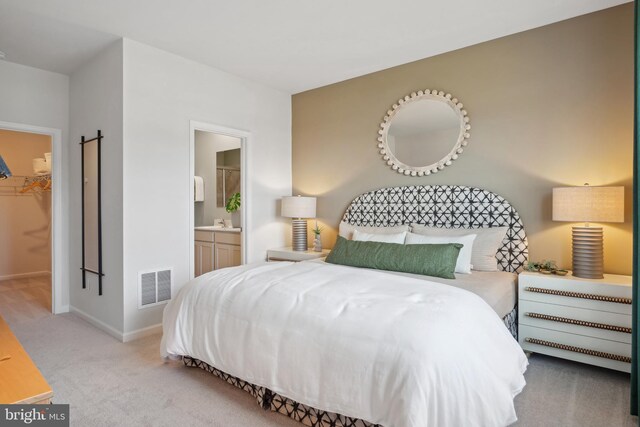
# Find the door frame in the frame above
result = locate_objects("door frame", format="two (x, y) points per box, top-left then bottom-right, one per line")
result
(188, 121), (250, 279)
(0, 120), (66, 314)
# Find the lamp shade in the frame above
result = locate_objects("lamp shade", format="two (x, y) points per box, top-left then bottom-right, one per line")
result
(282, 196), (316, 219)
(552, 186), (624, 223)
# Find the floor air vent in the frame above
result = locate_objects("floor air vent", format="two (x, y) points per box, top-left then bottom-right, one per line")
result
(138, 269), (172, 309)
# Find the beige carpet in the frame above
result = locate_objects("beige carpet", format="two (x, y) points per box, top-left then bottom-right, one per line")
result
(2, 278), (637, 426)
(9, 313), (302, 427)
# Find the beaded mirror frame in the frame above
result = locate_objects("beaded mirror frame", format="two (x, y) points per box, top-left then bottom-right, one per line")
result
(342, 185), (529, 273)
(377, 89), (471, 176)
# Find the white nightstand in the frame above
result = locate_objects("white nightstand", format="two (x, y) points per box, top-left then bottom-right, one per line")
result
(518, 271), (632, 372)
(267, 247), (331, 262)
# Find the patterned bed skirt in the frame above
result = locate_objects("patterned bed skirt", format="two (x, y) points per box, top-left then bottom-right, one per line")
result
(504, 305), (518, 339)
(183, 306), (518, 427)
(183, 356), (381, 427)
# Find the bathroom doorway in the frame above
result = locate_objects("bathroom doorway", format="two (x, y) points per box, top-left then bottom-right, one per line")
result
(189, 122), (249, 279)
(194, 131), (241, 229)
(0, 128), (53, 322)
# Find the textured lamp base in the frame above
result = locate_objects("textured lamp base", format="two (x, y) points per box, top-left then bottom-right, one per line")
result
(291, 219), (308, 251)
(572, 226), (603, 279)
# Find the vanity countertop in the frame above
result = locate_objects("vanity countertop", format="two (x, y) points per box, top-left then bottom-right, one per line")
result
(195, 226), (241, 233)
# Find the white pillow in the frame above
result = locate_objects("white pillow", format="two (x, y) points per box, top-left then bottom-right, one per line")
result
(339, 221), (410, 240)
(405, 232), (477, 274)
(352, 229), (407, 244)
(410, 225), (508, 272)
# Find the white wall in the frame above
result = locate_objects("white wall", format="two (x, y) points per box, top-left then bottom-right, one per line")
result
(0, 61), (69, 132)
(0, 61), (69, 306)
(122, 39), (291, 336)
(69, 40), (124, 335)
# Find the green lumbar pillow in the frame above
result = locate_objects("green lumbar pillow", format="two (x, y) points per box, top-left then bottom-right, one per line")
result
(325, 236), (462, 279)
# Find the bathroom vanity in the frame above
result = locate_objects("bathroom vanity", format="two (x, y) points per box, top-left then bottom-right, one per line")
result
(194, 226), (242, 277)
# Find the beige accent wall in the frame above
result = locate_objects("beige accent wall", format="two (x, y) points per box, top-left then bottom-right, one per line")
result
(0, 129), (52, 278)
(292, 4), (633, 275)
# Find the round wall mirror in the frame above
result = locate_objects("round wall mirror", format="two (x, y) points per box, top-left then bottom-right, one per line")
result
(377, 89), (470, 176)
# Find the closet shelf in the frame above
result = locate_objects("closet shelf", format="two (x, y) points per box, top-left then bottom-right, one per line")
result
(0, 174), (52, 195)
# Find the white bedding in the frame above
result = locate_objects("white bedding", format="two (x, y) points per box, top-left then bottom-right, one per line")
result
(161, 261), (527, 427)
(335, 260), (518, 318)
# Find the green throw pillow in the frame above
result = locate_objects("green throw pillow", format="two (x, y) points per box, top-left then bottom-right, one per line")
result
(325, 236), (462, 279)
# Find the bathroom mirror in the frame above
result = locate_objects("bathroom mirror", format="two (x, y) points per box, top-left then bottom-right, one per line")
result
(378, 89), (471, 176)
(83, 141), (99, 273)
(216, 151), (241, 208)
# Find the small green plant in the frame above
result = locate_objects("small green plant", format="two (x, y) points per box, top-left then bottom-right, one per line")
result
(225, 192), (241, 213)
(525, 259), (558, 272)
(311, 223), (324, 236)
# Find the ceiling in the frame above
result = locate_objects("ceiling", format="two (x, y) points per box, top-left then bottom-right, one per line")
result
(0, 0), (630, 94)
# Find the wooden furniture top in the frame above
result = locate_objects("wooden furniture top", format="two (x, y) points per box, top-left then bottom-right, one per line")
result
(267, 247), (330, 262)
(0, 315), (53, 404)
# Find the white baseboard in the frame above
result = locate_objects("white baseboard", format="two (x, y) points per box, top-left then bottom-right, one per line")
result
(68, 306), (162, 343)
(69, 305), (124, 342)
(55, 305), (70, 314)
(123, 323), (162, 343)
(0, 271), (51, 282)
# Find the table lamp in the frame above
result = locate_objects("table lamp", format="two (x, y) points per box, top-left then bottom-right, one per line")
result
(282, 196), (316, 251)
(552, 184), (624, 279)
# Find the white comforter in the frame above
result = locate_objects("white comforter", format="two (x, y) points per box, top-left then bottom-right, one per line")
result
(161, 261), (527, 427)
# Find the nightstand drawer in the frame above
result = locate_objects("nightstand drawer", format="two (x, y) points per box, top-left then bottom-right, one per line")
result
(518, 271), (632, 372)
(518, 300), (631, 344)
(519, 325), (631, 373)
(519, 282), (631, 315)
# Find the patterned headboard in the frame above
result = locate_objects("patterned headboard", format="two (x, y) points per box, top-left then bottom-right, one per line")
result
(342, 185), (528, 273)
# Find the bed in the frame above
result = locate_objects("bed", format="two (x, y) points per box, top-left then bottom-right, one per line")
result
(162, 185), (529, 427)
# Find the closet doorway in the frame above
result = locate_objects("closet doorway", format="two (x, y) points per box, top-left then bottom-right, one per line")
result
(0, 129), (52, 321)
(189, 121), (249, 279)
(0, 121), (64, 319)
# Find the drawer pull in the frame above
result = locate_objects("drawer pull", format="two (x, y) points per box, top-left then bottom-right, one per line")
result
(524, 287), (632, 305)
(525, 337), (631, 363)
(525, 312), (632, 334)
